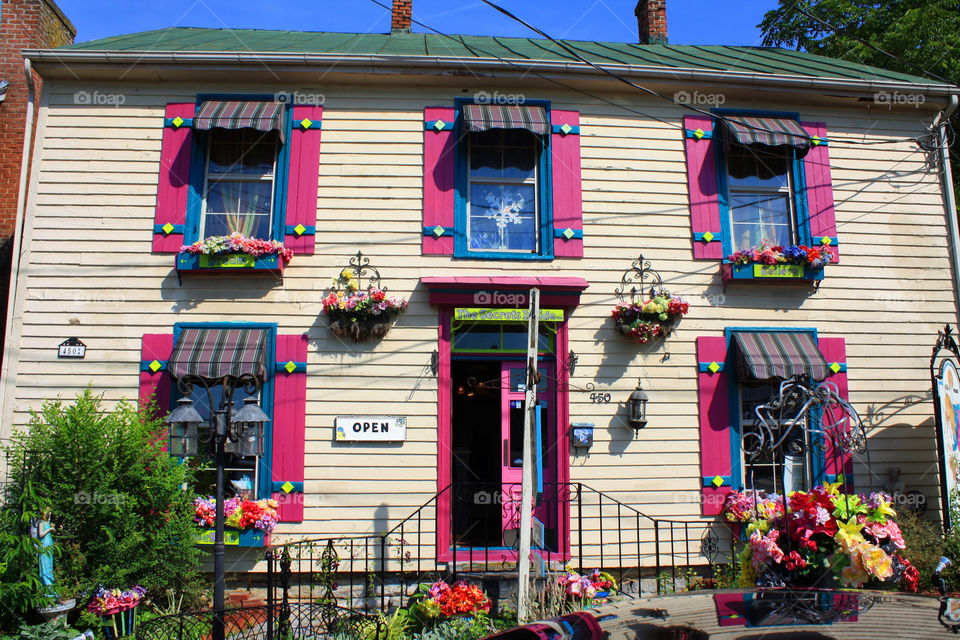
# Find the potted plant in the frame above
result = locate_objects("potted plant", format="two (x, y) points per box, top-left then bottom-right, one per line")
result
(85, 585), (146, 639)
(611, 293), (689, 344)
(322, 268), (408, 342)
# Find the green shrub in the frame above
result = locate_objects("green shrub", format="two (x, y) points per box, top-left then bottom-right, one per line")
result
(4, 389), (204, 613)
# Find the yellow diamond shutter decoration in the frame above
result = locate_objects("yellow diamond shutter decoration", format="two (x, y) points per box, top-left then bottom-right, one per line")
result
(281, 481), (295, 494)
(562, 228), (575, 241)
(712, 475), (724, 487)
(820, 236), (832, 246)
(829, 362), (841, 374)
(694, 128), (705, 140)
(294, 224), (307, 237)
(284, 361), (297, 374)
(702, 231), (714, 243)
(300, 118), (313, 130)
(708, 362), (720, 374)
(560, 123), (572, 135)
(171, 116), (184, 128)
(432, 226), (445, 238)
(161, 223), (175, 235)
(433, 119), (446, 132)
(149, 360), (162, 373)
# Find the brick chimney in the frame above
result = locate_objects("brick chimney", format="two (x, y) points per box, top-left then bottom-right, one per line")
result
(391, 0), (412, 33)
(635, 0), (667, 44)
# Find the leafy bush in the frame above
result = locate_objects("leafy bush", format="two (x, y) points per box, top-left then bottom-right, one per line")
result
(0, 618), (82, 640)
(4, 389), (204, 613)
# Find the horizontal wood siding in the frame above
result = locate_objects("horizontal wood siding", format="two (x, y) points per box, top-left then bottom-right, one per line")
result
(2, 82), (954, 551)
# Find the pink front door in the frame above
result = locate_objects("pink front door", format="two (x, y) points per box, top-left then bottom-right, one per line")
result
(500, 362), (553, 545)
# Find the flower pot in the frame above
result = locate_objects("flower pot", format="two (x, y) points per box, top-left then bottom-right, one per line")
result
(36, 598), (75, 624)
(328, 317), (394, 342)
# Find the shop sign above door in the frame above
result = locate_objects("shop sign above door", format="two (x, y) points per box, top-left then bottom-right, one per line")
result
(335, 416), (407, 442)
(454, 308), (564, 322)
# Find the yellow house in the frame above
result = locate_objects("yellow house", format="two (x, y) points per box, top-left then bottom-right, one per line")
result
(3, 0), (959, 594)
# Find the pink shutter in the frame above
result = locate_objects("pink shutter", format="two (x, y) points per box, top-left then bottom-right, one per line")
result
(284, 105), (323, 255)
(801, 122), (839, 263)
(697, 336), (732, 515)
(819, 337), (851, 488)
(139, 334), (174, 448)
(153, 103), (195, 253)
(550, 110), (583, 258)
(271, 334), (307, 522)
(422, 107), (455, 255)
(683, 115), (723, 260)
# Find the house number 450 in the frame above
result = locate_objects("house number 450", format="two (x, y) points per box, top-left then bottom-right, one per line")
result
(589, 392), (611, 404)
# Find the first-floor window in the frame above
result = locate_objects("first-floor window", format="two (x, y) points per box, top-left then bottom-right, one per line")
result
(739, 381), (815, 494)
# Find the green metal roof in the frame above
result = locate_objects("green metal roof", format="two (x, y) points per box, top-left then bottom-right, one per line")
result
(56, 28), (945, 86)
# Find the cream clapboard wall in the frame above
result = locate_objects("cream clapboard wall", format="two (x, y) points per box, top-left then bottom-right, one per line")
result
(2, 78), (955, 550)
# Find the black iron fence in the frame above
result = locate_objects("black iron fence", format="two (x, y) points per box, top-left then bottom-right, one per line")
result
(267, 482), (741, 612)
(136, 602), (384, 640)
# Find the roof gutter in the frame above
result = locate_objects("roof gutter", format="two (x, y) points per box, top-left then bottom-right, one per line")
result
(936, 95), (960, 329)
(0, 58), (36, 435)
(22, 49), (959, 98)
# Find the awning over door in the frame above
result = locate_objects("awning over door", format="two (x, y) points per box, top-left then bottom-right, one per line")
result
(168, 327), (269, 380)
(193, 100), (286, 142)
(733, 331), (828, 381)
(462, 104), (549, 135)
(720, 115), (811, 157)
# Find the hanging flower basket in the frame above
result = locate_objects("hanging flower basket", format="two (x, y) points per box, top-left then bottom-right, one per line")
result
(611, 294), (689, 344)
(322, 256), (408, 343)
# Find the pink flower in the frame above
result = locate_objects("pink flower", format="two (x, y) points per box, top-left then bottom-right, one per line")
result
(748, 528), (785, 571)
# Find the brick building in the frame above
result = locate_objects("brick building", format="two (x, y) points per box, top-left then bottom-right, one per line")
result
(0, 0), (74, 357)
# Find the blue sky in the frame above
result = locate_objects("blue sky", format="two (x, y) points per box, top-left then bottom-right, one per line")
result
(54, 0), (783, 47)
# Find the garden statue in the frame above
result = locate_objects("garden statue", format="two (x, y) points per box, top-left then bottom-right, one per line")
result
(29, 508), (57, 597)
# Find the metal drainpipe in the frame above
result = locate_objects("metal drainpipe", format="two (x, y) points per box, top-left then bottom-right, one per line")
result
(937, 95), (960, 329)
(0, 58), (36, 435)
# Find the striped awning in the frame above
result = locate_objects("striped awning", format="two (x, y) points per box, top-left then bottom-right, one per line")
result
(193, 101), (286, 142)
(462, 104), (549, 135)
(168, 327), (269, 380)
(733, 331), (829, 382)
(720, 116), (811, 157)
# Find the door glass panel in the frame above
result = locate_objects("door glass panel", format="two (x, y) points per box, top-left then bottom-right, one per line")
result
(509, 400), (524, 467)
(508, 367), (548, 392)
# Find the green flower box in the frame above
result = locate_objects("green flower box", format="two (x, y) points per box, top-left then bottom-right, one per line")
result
(722, 262), (825, 284)
(176, 253), (286, 273)
(193, 528), (267, 547)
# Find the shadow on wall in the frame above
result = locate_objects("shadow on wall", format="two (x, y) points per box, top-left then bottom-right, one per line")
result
(161, 270), (279, 312)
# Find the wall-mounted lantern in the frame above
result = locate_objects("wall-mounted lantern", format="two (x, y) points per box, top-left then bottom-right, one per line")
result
(628, 381), (649, 433)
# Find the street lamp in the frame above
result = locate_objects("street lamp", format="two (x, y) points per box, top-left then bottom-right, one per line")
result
(165, 374), (267, 640)
(628, 381), (649, 433)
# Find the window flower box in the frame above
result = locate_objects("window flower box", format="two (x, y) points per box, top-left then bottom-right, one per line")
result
(176, 233), (292, 274)
(192, 496), (277, 547)
(723, 242), (831, 285)
(193, 528), (267, 548)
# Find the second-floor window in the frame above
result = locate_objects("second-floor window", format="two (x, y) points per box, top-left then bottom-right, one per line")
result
(726, 145), (797, 253)
(467, 129), (540, 253)
(201, 129), (279, 240)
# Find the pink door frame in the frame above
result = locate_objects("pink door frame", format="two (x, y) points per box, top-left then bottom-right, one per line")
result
(435, 308), (572, 564)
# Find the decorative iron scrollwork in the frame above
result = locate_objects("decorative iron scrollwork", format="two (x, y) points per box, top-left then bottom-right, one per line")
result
(615, 254), (668, 305)
(331, 250), (384, 294)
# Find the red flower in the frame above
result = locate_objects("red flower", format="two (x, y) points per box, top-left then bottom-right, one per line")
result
(785, 550), (807, 571)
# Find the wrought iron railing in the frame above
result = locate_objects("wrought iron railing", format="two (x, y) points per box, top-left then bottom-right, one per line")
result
(135, 602), (384, 640)
(266, 482), (742, 612)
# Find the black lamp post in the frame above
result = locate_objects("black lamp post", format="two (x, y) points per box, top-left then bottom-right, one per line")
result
(165, 374), (269, 640)
(628, 381), (649, 433)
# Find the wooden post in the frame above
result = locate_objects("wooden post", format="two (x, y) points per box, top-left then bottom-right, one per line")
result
(517, 288), (540, 623)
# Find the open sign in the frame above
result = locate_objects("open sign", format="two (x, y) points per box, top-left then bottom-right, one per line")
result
(335, 416), (406, 442)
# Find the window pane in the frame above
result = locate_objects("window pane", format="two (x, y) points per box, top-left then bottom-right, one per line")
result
(208, 129), (277, 176)
(205, 181), (273, 238)
(727, 147), (790, 189)
(187, 383), (260, 498)
(741, 381), (812, 494)
(453, 325), (501, 350)
(468, 184), (537, 252)
(469, 130), (537, 180)
(729, 192), (792, 251)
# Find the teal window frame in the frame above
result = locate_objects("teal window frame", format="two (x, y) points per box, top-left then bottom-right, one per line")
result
(713, 109), (812, 261)
(453, 97), (554, 260)
(724, 326), (826, 493)
(171, 321), (277, 502)
(184, 94), (293, 245)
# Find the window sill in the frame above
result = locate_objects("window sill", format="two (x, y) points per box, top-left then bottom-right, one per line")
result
(176, 253), (287, 274)
(722, 263), (824, 285)
(193, 528), (268, 548)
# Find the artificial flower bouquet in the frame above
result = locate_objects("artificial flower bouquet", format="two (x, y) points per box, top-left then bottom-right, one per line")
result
(87, 585), (146, 639)
(727, 241), (832, 269)
(725, 484), (919, 592)
(409, 580), (491, 626)
(559, 569), (618, 600)
(179, 232), (293, 262)
(611, 293), (689, 344)
(322, 279), (408, 342)
(193, 496), (279, 534)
